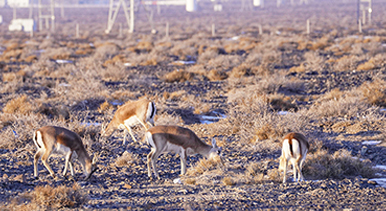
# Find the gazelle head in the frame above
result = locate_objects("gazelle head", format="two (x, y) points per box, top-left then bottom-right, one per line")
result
(208, 138), (222, 159)
(84, 156), (98, 180)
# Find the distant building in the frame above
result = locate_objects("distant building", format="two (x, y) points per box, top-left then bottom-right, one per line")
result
(7, 0), (29, 7)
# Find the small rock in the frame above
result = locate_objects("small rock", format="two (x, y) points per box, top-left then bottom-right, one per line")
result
(173, 178), (182, 184)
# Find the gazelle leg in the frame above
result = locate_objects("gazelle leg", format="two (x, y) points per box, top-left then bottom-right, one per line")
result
(147, 150), (154, 178)
(292, 161), (297, 182)
(69, 161), (75, 176)
(62, 151), (73, 176)
(180, 151), (187, 175)
(34, 149), (44, 178)
(299, 157), (306, 181)
(151, 150), (161, 179)
(283, 160), (288, 184)
(124, 125), (137, 143)
(41, 151), (55, 178)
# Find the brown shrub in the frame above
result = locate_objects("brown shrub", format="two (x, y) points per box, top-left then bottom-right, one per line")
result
(222, 177), (236, 186)
(289, 63), (306, 73)
(206, 69), (228, 81)
(254, 123), (278, 141)
(187, 157), (223, 176)
(116, 151), (142, 167)
(3, 95), (35, 114)
(357, 59), (376, 71)
(1, 183), (88, 210)
(333, 55), (363, 72)
(33, 184), (86, 208)
(303, 149), (377, 179)
(268, 94), (297, 111)
(359, 79), (386, 107)
(229, 63), (253, 78)
(163, 69), (194, 83)
(98, 101), (113, 113)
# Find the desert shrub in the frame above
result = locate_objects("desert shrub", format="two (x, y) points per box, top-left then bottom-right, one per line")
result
(2, 70), (26, 82)
(207, 55), (242, 70)
(303, 51), (325, 72)
(309, 94), (369, 119)
(333, 55), (364, 72)
(116, 151), (142, 167)
(289, 63), (306, 73)
(3, 95), (36, 115)
(243, 160), (281, 184)
(228, 63), (255, 78)
(206, 69), (228, 81)
(317, 88), (344, 102)
(100, 63), (128, 81)
(93, 42), (120, 60)
(163, 69), (194, 83)
(186, 156), (223, 177)
(155, 112), (183, 126)
(222, 177), (236, 186)
(358, 79), (386, 107)
(303, 149), (377, 179)
(0, 184), (88, 210)
(33, 184), (88, 209)
(308, 36), (331, 51)
(170, 42), (197, 60)
(268, 94), (297, 111)
(357, 59), (376, 71)
(197, 49), (219, 64)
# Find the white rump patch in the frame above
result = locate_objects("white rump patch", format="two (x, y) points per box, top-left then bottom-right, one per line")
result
(35, 131), (44, 149)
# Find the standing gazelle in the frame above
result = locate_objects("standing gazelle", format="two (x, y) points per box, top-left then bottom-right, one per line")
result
(101, 98), (156, 145)
(33, 126), (97, 180)
(144, 125), (222, 179)
(278, 132), (310, 183)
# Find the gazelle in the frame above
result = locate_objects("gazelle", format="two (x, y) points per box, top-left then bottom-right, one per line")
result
(278, 132), (310, 183)
(101, 98), (156, 145)
(144, 125), (222, 179)
(33, 126), (97, 180)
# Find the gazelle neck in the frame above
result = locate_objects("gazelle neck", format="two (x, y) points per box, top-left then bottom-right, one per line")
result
(196, 142), (212, 158)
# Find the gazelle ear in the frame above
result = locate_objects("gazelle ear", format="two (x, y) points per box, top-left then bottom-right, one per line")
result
(211, 138), (217, 147)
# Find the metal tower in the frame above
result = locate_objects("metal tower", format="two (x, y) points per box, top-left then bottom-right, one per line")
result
(105, 0), (135, 34)
(38, 0), (55, 32)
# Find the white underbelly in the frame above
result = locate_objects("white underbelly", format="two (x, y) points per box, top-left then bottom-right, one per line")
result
(53, 143), (78, 159)
(123, 116), (140, 127)
(164, 142), (184, 155)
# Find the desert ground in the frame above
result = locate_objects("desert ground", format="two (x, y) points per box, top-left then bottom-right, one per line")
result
(1, 0), (386, 210)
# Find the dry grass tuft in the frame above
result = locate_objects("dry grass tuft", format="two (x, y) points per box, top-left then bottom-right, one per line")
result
(303, 149), (377, 180)
(1, 183), (88, 210)
(98, 101), (113, 113)
(357, 59), (376, 71)
(358, 79), (386, 107)
(187, 156), (223, 176)
(206, 69), (228, 81)
(289, 63), (306, 73)
(115, 151), (142, 167)
(163, 69), (194, 83)
(222, 177), (236, 186)
(3, 95), (36, 114)
(32, 184), (88, 209)
(253, 123), (278, 141)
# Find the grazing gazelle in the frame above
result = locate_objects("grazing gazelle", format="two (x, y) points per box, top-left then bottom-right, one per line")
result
(278, 132), (310, 183)
(101, 98), (156, 145)
(144, 125), (222, 179)
(33, 126), (97, 180)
